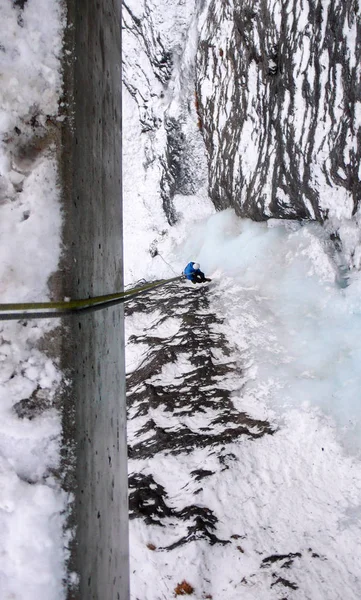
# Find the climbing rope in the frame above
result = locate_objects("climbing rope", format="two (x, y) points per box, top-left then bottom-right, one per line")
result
(157, 251), (179, 276)
(0, 275), (183, 321)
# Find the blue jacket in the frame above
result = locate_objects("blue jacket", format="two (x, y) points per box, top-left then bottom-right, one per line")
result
(184, 262), (204, 280)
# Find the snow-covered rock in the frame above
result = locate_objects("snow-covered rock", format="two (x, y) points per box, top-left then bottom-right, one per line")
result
(196, 0), (361, 221)
(122, 0), (209, 226)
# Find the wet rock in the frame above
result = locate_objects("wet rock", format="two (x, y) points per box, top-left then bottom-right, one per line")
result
(190, 468), (215, 481)
(13, 386), (51, 419)
(261, 553), (302, 568)
(13, 0), (27, 9)
(271, 576), (298, 590)
(129, 471), (228, 549)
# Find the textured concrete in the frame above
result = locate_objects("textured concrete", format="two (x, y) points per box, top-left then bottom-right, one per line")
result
(62, 0), (129, 598)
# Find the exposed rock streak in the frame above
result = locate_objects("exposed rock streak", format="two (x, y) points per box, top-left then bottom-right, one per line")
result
(126, 282), (272, 549)
(196, 0), (361, 221)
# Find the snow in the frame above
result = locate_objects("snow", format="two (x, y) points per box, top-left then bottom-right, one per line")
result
(128, 203), (361, 450)
(0, 1), (67, 598)
(124, 99), (361, 600)
(128, 410), (361, 599)
(125, 201), (361, 599)
(0, 0), (63, 133)
(123, 81), (211, 283)
(123, 0), (361, 598)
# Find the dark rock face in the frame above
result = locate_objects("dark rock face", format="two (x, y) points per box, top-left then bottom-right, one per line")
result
(196, 0), (361, 221)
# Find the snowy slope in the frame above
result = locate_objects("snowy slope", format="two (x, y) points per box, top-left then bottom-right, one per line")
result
(125, 206), (361, 600)
(123, 1), (361, 599)
(0, 2), (67, 598)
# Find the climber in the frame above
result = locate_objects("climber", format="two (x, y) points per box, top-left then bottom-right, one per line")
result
(183, 261), (211, 284)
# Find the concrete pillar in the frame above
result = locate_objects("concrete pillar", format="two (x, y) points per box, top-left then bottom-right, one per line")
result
(61, 1), (129, 598)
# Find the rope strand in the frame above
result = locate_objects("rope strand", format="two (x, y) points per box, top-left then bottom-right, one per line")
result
(157, 252), (180, 276)
(0, 275), (183, 321)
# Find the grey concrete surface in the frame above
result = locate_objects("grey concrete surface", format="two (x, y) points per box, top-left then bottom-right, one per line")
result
(61, 1), (129, 598)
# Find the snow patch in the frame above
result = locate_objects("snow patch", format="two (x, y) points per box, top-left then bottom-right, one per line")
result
(0, 1), (67, 597)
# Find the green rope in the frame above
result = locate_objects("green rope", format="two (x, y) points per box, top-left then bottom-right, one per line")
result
(0, 275), (183, 321)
